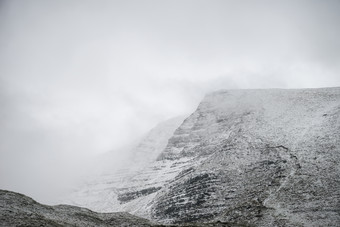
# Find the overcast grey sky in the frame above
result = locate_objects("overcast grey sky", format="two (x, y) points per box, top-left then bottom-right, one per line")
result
(1, 0), (340, 203)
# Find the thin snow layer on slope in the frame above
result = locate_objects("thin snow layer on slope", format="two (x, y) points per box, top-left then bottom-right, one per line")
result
(160, 88), (340, 160)
(62, 116), (186, 214)
(151, 88), (340, 226)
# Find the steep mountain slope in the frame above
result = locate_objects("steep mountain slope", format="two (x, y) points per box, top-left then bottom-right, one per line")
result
(64, 88), (340, 226)
(151, 88), (340, 226)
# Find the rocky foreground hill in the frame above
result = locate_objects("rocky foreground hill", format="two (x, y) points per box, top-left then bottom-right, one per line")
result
(0, 189), (156, 227)
(0, 189), (248, 226)
(9, 88), (340, 226)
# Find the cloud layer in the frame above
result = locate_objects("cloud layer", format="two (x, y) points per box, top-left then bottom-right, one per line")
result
(1, 0), (339, 203)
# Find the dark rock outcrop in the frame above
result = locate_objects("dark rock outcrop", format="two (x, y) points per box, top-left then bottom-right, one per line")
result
(118, 187), (162, 204)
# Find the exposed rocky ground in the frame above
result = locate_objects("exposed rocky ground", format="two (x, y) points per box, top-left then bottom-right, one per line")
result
(150, 88), (340, 226)
(152, 88), (340, 226)
(28, 88), (340, 226)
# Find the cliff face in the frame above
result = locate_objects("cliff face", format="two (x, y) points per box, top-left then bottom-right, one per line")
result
(64, 88), (340, 226)
(152, 88), (340, 226)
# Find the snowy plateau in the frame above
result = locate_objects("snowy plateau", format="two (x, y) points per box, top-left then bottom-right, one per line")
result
(1, 88), (340, 227)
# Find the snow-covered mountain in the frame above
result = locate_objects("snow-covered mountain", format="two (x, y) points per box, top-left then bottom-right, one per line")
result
(63, 88), (340, 226)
